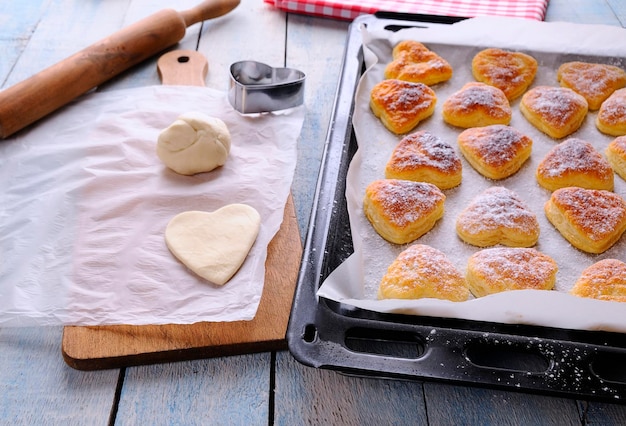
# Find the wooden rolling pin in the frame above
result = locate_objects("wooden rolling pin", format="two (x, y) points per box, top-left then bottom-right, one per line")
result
(0, 0), (240, 139)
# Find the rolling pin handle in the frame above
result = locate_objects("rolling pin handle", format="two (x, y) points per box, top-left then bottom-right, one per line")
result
(180, 0), (241, 27)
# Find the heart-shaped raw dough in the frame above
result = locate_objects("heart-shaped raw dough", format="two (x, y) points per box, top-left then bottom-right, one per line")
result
(384, 40), (453, 86)
(456, 186), (539, 247)
(165, 204), (261, 285)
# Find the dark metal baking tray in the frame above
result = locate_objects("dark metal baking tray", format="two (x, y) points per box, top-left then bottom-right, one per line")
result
(287, 12), (626, 403)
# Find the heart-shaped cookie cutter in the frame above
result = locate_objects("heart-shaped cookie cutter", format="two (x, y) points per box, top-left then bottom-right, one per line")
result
(228, 61), (305, 114)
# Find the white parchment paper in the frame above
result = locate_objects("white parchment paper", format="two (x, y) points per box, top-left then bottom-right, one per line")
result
(0, 85), (304, 326)
(317, 17), (626, 333)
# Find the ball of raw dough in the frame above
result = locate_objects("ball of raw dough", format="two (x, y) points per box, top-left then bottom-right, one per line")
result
(157, 112), (231, 175)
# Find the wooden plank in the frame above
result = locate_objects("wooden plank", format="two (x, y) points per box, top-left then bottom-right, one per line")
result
(274, 351), (429, 424)
(3, 0), (133, 87)
(544, 0), (622, 26)
(0, 326), (119, 424)
(606, 0), (626, 27)
(116, 353), (271, 424)
(0, 0), (52, 84)
(424, 382), (583, 425)
(98, 0), (206, 91)
(285, 13), (351, 238)
(0, 1), (129, 423)
(583, 401), (626, 424)
(196, 0), (288, 92)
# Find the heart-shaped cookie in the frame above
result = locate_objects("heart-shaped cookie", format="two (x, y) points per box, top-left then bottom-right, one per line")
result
(545, 187), (626, 254)
(536, 138), (613, 191)
(471, 48), (538, 101)
(520, 86), (588, 139)
(571, 259), (626, 302)
(442, 82), (512, 128)
(363, 179), (445, 245)
(165, 204), (261, 285)
(457, 124), (532, 180)
(557, 61), (626, 110)
(467, 247), (557, 297)
(597, 88), (626, 136)
(456, 186), (539, 247)
(370, 79), (437, 134)
(379, 244), (469, 302)
(384, 40), (453, 86)
(385, 130), (462, 189)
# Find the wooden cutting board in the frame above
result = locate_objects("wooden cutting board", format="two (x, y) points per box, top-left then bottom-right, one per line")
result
(61, 50), (302, 370)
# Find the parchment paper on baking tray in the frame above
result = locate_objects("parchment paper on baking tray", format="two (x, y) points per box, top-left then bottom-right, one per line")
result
(0, 85), (304, 326)
(317, 17), (626, 333)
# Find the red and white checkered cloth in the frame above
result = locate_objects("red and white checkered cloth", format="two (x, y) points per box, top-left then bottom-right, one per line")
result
(264, 0), (550, 21)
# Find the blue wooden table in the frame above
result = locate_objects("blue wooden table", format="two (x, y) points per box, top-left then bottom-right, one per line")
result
(1, 0), (626, 424)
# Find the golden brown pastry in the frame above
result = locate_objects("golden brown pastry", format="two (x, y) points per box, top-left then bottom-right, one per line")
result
(363, 179), (445, 245)
(557, 61), (626, 110)
(520, 86), (588, 139)
(571, 259), (626, 303)
(456, 187), (540, 248)
(536, 138), (614, 191)
(466, 247), (557, 297)
(385, 130), (462, 189)
(544, 187), (626, 254)
(370, 79), (437, 134)
(471, 48), (538, 101)
(442, 82), (512, 128)
(378, 244), (469, 302)
(384, 40), (453, 86)
(457, 125), (532, 180)
(596, 88), (626, 136)
(605, 136), (626, 181)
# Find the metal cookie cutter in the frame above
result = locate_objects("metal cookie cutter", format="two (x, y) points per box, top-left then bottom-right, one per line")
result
(228, 61), (306, 114)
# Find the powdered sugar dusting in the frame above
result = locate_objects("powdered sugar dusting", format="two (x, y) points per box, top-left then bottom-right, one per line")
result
(459, 125), (531, 167)
(552, 187), (626, 241)
(380, 244), (468, 301)
(371, 79), (436, 130)
(367, 179), (445, 227)
(523, 86), (586, 127)
(558, 61), (626, 107)
(572, 259), (626, 302)
(389, 130), (461, 172)
(538, 138), (610, 178)
(598, 88), (626, 126)
(457, 187), (539, 236)
(469, 247), (557, 291)
(447, 83), (510, 118)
